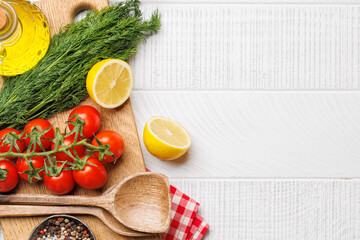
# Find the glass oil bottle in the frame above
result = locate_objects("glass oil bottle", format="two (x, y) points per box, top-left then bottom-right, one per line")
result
(0, 0), (50, 76)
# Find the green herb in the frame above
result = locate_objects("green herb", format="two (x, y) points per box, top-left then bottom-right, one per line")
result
(0, 0), (160, 130)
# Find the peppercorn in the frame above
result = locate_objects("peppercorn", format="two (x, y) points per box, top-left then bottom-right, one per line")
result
(36, 216), (93, 239)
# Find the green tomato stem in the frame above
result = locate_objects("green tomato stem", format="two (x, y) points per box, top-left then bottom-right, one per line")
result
(0, 168), (8, 181)
(0, 139), (104, 159)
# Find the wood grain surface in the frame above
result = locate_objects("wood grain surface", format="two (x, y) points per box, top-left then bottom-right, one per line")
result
(170, 178), (360, 239)
(132, 1), (360, 90)
(132, 91), (360, 178)
(0, 172), (171, 236)
(3, 0), (360, 239)
(123, 0), (360, 239)
(0, 0), (159, 239)
(126, 0), (360, 179)
(0, 205), (153, 237)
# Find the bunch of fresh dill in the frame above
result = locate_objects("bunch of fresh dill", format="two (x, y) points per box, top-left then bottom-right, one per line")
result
(0, 0), (160, 130)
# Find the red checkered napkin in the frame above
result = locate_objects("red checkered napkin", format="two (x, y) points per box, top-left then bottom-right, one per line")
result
(186, 214), (209, 240)
(146, 169), (209, 239)
(161, 185), (209, 240)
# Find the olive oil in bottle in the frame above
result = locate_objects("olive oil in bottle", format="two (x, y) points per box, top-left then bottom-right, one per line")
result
(0, 0), (50, 76)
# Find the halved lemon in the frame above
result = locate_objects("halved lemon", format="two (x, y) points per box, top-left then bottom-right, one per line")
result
(86, 59), (133, 108)
(143, 116), (191, 160)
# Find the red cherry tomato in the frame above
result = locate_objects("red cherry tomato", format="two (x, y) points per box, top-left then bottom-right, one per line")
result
(72, 156), (107, 190)
(92, 130), (124, 163)
(44, 163), (75, 195)
(51, 135), (85, 163)
(0, 160), (18, 192)
(68, 106), (101, 139)
(23, 119), (55, 151)
(16, 155), (45, 183)
(0, 128), (25, 159)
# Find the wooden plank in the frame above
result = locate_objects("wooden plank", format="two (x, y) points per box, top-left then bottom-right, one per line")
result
(128, 2), (360, 90)
(2, 1), (360, 240)
(112, 1), (359, 239)
(2, 178), (360, 239)
(119, 1), (360, 239)
(0, 0), (158, 239)
(169, 178), (360, 239)
(132, 91), (360, 178)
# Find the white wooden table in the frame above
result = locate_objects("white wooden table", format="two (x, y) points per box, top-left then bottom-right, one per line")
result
(4, 0), (360, 239)
(129, 0), (360, 239)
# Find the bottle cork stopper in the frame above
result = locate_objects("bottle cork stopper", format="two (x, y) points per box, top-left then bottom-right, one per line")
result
(0, 8), (8, 31)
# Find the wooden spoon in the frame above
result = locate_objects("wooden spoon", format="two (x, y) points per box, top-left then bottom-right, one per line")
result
(0, 172), (171, 233)
(0, 205), (152, 237)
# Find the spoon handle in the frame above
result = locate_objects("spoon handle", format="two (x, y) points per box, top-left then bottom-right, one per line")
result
(0, 205), (153, 237)
(0, 205), (99, 217)
(0, 194), (106, 208)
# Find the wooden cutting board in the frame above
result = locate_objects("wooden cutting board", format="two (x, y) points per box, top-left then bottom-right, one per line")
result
(0, 0), (159, 239)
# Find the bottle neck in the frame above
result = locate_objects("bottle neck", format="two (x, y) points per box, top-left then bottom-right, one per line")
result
(0, 1), (20, 44)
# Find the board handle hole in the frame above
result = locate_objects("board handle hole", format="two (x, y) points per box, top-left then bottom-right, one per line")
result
(72, 3), (93, 22)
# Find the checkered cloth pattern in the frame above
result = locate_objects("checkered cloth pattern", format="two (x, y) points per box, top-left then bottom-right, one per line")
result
(161, 185), (209, 240)
(186, 214), (209, 240)
(146, 169), (209, 239)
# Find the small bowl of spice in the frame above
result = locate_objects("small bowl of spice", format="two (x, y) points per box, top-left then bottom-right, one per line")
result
(28, 215), (95, 240)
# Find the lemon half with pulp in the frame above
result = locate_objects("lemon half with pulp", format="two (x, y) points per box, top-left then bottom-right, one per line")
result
(143, 116), (191, 160)
(86, 59), (133, 108)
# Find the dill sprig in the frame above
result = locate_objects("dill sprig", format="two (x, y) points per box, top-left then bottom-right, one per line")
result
(0, 0), (160, 130)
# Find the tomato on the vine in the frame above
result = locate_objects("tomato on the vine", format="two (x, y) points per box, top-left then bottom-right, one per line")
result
(92, 130), (124, 162)
(16, 155), (45, 183)
(23, 119), (55, 151)
(44, 163), (75, 195)
(72, 156), (107, 190)
(68, 106), (101, 139)
(0, 128), (25, 159)
(50, 135), (85, 163)
(0, 160), (18, 192)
